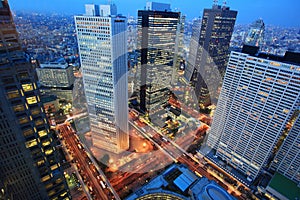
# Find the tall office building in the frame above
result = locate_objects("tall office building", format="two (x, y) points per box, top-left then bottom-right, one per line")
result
(185, 17), (201, 80)
(0, 1), (70, 199)
(184, 4), (237, 101)
(137, 3), (181, 112)
(244, 19), (265, 47)
(270, 111), (300, 185)
(207, 48), (300, 180)
(75, 4), (129, 153)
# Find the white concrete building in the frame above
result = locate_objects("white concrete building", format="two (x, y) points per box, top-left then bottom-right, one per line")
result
(75, 4), (129, 153)
(207, 50), (300, 180)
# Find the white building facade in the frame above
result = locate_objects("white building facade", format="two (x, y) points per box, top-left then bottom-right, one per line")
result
(270, 112), (300, 186)
(37, 62), (75, 88)
(207, 51), (300, 180)
(75, 5), (129, 153)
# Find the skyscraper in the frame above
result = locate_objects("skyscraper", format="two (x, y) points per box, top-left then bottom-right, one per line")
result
(244, 19), (265, 47)
(185, 4), (237, 101)
(75, 4), (129, 153)
(270, 111), (300, 185)
(207, 49), (300, 180)
(137, 3), (181, 112)
(0, 1), (70, 199)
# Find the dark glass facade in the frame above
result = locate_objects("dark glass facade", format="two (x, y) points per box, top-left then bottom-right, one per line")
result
(137, 10), (181, 112)
(185, 5), (237, 102)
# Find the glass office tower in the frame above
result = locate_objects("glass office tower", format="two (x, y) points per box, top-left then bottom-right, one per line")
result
(137, 3), (181, 113)
(244, 19), (265, 47)
(185, 5), (237, 101)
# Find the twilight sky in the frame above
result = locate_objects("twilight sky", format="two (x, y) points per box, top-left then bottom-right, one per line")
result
(8, 0), (300, 27)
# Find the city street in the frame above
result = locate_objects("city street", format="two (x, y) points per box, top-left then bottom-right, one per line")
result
(58, 124), (119, 200)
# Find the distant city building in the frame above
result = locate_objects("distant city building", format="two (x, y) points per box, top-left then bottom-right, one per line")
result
(75, 4), (129, 153)
(185, 17), (201, 79)
(137, 4), (181, 112)
(36, 62), (75, 88)
(207, 48), (300, 180)
(270, 111), (300, 185)
(244, 19), (265, 47)
(126, 164), (235, 200)
(85, 4), (99, 16)
(100, 4), (117, 16)
(184, 5), (237, 101)
(145, 2), (171, 11)
(0, 1), (70, 199)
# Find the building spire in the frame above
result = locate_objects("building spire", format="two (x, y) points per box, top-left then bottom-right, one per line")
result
(213, 0), (218, 6)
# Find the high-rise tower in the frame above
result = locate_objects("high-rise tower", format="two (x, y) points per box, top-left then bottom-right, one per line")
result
(0, 0), (70, 199)
(270, 111), (300, 186)
(244, 19), (265, 47)
(137, 2), (181, 113)
(75, 4), (129, 153)
(185, 4), (237, 102)
(207, 48), (300, 180)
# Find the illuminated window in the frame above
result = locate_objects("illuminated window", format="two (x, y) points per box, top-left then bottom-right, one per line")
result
(26, 96), (37, 105)
(48, 189), (56, 197)
(22, 83), (34, 92)
(270, 62), (281, 67)
(50, 164), (58, 171)
(258, 91), (269, 97)
(60, 192), (68, 198)
(277, 80), (288, 85)
(45, 183), (53, 189)
(260, 98), (266, 103)
(19, 116), (29, 124)
(55, 178), (63, 184)
(283, 109), (289, 114)
(41, 175), (51, 182)
(37, 159), (45, 166)
(7, 90), (20, 99)
(13, 104), (25, 112)
(23, 128), (34, 137)
(35, 119), (44, 126)
(42, 139), (51, 147)
(38, 130), (47, 137)
(25, 139), (38, 148)
(45, 148), (53, 155)
(31, 108), (40, 115)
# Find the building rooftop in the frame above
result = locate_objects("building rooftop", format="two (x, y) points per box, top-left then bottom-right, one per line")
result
(241, 45), (300, 65)
(126, 164), (235, 200)
(145, 2), (171, 12)
(267, 172), (300, 200)
(40, 62), (69, 69)
(190, 178), (236, 200)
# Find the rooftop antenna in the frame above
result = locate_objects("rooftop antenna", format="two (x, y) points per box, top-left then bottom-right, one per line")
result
(213, 0), (218, 6)
(223, 0), (227, 7)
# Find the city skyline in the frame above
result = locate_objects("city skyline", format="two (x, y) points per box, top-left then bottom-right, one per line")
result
(8, 0), (300, 27)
